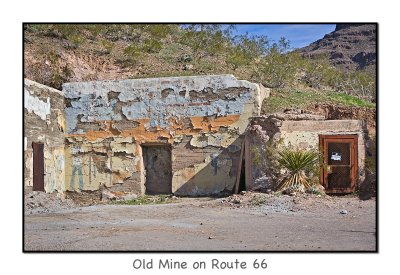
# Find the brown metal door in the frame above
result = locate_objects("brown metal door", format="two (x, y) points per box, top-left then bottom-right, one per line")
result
(319, 135), (358, 194)
(32, 142), (45, 191)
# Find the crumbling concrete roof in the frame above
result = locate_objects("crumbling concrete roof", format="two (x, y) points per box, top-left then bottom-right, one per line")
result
(62, 74), (268, 135)
(24, 78), (64, 96)
(62, 74), (261, 98)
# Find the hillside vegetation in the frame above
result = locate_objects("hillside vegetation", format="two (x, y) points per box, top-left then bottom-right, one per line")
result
(24, 24), (376, 111)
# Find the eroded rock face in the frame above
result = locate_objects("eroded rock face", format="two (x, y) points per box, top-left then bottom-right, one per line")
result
(307, 103), (376, 134)
(298, 24), (376, 71)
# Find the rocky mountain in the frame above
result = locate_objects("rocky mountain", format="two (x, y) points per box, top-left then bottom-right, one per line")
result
(298, 24), (376, 71)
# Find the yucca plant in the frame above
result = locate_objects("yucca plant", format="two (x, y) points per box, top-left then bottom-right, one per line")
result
(276, 149), (319, 192)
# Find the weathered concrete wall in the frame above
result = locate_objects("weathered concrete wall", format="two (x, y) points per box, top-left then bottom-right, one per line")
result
(24, 79), (65, 192)
(247, 115), (367, 191)
(62, 75), (268, 195)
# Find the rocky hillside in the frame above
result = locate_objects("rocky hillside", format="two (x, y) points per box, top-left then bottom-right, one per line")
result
(297, 24), (376, 71)
(23, 25), (234, 90)
(24, 24), (376, 107)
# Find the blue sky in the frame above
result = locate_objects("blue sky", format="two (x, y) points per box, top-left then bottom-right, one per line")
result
(232, 24), (336, 49)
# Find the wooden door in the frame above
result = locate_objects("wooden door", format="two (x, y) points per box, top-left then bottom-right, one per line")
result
(32, 142), (45, 192)
(142, 145), (172, 194)
(319, 135), (358, 194)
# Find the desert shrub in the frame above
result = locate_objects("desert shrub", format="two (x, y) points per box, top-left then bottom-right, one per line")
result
(24, 24), (49, 33)
(253, 38), (301, 88)
(334, 70), (376, 101)
(140, 24), (178, 38)
(117, 25), (179, 64)
(24, 24), (376, 104)
(142, 38), (163, 53)
(180, 24), (233, 62)
(298, 54), (336, 89)
(26, 62), (74, 90)
(276, 149), (319, 192)
(159, 43), (186, 62)
(227, 34), (269, 70)
(299, 54), (376, 101)
(100, 39), (115, 54)
(25, 49), (74, 89)
(117, 44), (142, 67)
(51, 25), (87, 47)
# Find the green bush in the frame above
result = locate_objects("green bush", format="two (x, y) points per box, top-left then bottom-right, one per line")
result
(101, 39), (115, 54)
(119, 44), (142, 66)
(142, 38), (163, 53)
(227, 34), (269, 70)
(276, 149), (319, 192)
(300, 54), (334, 88)
(299, 54), (376, 101)
(253, 39), (301, 88)
(180, 24), (232, 62)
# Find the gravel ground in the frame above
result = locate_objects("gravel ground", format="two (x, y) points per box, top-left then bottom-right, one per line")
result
(25, 191), (76, 215)
(24, 192), (376, 251)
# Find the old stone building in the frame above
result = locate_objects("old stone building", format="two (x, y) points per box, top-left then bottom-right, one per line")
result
(25, 75), (268, 195)
(246, 113), (368, 194)
(24, 74), (368, 196)
(24, 79), (65, 192)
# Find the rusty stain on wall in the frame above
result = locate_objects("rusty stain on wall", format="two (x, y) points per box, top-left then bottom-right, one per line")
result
(60, 75), (267, 195)
(24, 73), (372, 197)
(25, 75), (270, 195)
(25, 76), (368, 196)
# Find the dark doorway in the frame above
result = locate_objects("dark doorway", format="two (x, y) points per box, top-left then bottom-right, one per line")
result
(32, 142), (45, 192)
(238, 157), (246, 193)
(234, 140), (246, 194)
(319, 135), (358, 194)
(142, 145), (172, 194)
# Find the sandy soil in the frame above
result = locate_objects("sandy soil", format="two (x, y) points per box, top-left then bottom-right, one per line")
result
(24, 193), (376, 251)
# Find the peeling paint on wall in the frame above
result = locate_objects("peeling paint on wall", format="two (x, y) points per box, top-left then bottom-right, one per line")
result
(190, 132), (239, 148)
(24, 88), (51, 120)
(25, 153), (33, 186)
(60, 75), (267, 195)
(25, 76), (269, 196)
(24, 79), (65, 193)
(45, 147), (65, 192)
(63, 75), (263, 135)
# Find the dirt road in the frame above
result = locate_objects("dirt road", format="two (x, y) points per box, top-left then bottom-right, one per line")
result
(24, 194), (376, 251)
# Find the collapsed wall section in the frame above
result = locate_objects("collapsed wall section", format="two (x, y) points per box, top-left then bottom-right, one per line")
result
(24, 79), (65, 192)
(62, 75), (268, 195)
